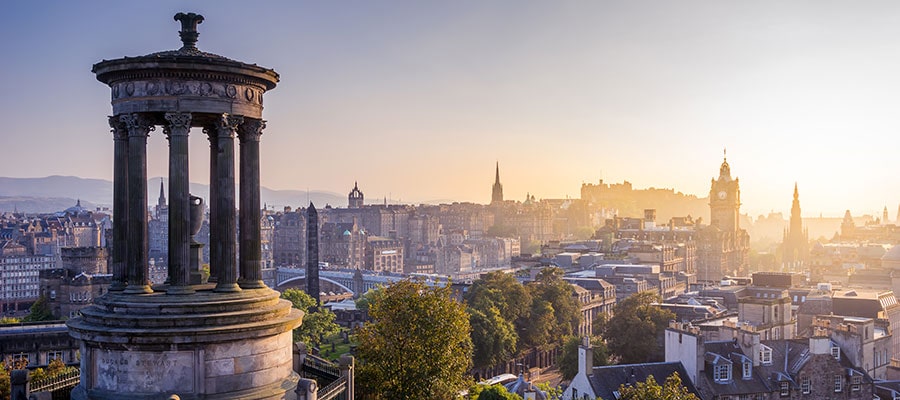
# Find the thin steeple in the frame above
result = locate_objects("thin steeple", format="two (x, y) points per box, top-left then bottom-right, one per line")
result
(158, 178), (166, 206)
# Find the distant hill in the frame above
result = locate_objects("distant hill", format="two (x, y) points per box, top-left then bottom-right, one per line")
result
(0, 176), (345, 213)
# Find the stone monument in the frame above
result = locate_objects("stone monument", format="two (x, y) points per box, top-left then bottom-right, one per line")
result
(67, 12), (304, 399)
(306, 203), (319, 307)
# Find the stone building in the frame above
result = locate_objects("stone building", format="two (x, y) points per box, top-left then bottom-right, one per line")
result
(665, 322), (874, 400)
(812, 315), (891, 380)
(148, 179), (169, 264)
(348, 182), (364, 209)
(273, 206), (306, 266)
(491, 162), (503, 204)
(0, 240), (56, 314)
(0, 323), (80, 368)
(698, 155), (750, 282)
(365, 236), (404, 273)
(320, 220), (366, 269)
(781, 184), (809, 270)
(40, 247), (112, 319)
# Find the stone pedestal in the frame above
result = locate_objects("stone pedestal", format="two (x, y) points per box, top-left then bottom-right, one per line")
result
(67, 287), (303, 400)
(190, 242), (206, 285)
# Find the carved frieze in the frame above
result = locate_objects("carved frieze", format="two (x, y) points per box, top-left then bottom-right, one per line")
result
(110, 79), (264, 106)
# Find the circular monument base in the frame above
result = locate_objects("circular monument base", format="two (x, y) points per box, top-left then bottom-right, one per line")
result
(67, 286), (303, 400)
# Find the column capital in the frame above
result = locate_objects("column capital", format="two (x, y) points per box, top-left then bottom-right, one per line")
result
(108, 116), (128, 140)
(238, 119), (266, 142)
(212, 113), (243, 139)
(163, 112), (192, 138)
(120, 113), (155, 137)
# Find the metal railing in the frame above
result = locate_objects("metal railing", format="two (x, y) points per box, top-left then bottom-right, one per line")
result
(29, 369), (80, 393)
(317, 375), (348, 400)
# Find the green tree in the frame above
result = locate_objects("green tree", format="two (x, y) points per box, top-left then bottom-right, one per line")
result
(23, 296), (54, 322)
(616, 372), (698, 400)
(527, 268), (581, 345)
(535, 382), (563, 400)
(558, 336), (609, 381)
(357, 279), (473, 399)
(465, 271), (532, 324)
(355, 286), (385, 314)
(519, 299), (554, 349)
(600, 292), (674, 364)
(469, 306), (517, 369)
(467, 383), (522, 400)
(280, 289), (340, 348)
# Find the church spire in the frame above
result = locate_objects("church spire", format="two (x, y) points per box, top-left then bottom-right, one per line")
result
(491, 161), (504, 204)
(158, 178), (166, 207)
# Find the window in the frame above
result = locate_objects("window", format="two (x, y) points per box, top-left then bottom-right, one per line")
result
(834, 375), (842, 392)
(47, 351), (63, 363)
(780, 381), (789, 396)
(742, 361), (752, 379)
(760, 345), (772, 365)
(714, 364), (732, 382)
(801, 376), (811, 394)
(831, 346), (840, 360)
(852, 375), (861, 392)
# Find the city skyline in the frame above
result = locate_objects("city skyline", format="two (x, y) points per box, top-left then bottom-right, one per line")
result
(2, 1), (900, 217)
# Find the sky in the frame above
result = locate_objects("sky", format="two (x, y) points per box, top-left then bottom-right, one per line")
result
(1, 1), (900, 218)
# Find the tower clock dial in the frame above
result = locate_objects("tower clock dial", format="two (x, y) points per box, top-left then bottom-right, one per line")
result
(718, 191), (727, 200)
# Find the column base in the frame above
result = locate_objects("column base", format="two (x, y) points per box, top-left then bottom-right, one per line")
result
(214, 283), (242, 293)
(238, 280), (266, 290)
(123, 284), (154, 294)
(167, 285), (196, 295)
(108, 282), (127, 292)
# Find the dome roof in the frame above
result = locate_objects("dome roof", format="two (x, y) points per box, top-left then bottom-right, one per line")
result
(64, 199), (87, 215)
(882, 245), (900, 262)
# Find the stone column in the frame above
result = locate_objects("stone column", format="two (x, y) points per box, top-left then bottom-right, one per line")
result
(108, 116), (128, 291)
(213, 113), (242, 293)
(205, 128), (219, 283)
(238, 119), (265, 289)
(120, 113), (154, 294)
(164, 112), (194, 295)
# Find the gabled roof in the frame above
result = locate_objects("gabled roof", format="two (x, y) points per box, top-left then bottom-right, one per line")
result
(700, 340), (772, 396)
(587, 361), (700, 400)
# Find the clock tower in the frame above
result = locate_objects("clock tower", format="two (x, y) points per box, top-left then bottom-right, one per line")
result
(709, 153), (740, 232)
(698, 151), (750, 281)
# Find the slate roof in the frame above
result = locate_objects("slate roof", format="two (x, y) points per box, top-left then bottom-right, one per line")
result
(588, 361), (700, 400)
(700, 340), (772, 396)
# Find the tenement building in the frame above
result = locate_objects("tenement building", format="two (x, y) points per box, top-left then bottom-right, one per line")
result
(66, 13), (303, 399)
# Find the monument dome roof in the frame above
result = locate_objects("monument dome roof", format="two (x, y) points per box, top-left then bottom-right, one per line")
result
(92, 12), (278, 90)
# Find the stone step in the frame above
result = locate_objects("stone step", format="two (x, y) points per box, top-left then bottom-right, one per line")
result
(78, 299), (293, 329)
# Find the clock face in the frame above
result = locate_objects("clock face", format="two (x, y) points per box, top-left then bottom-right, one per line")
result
(718, 191), (727, 200)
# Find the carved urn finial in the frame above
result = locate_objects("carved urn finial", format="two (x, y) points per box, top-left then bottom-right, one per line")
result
(174, 12), (205, 51)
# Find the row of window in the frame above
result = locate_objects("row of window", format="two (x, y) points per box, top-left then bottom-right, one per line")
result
(783, 375), (862, 396)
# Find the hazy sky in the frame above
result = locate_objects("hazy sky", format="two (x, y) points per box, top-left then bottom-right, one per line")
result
(2, 1), (899, 218)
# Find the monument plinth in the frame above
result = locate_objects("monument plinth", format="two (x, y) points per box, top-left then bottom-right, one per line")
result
(67, 12), (303, 400)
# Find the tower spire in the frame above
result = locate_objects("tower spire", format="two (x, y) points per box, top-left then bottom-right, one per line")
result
(491, 161), (504, 204)
(158, 178), (166, 207)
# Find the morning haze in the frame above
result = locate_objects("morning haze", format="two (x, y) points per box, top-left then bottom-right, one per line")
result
(1, 1), (898, 217)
